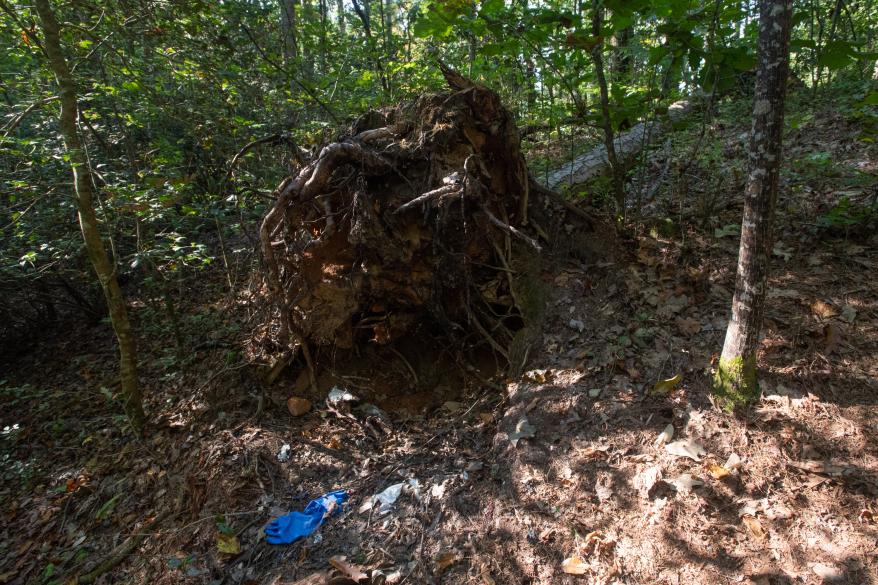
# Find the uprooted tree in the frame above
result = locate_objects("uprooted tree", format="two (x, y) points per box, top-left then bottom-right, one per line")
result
(259, 68), (608, 384)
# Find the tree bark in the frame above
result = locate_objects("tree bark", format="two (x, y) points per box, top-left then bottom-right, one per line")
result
(279, 0), (300, 67)
(590, 0), (626, 220)
(714, 0), (792, 407)
(543, 100), (691, 190)
(336, 0), (346, 36)
(34, 0), (145, 431)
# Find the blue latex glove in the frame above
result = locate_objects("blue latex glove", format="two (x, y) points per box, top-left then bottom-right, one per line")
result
(264, 490), (348, 545)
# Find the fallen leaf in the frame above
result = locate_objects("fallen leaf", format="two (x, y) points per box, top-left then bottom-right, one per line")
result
(811, 563), (842, 580)
(715, 224), (740, 238)
(509, 416), (536, 447)
(561, 555), (588, 575)
(741, 515), (765, 540)
(581, 445), (610, 459)
(706, 461), (730, 480)
(668, 474), (703, 492)
(675, 317), (701, 336)
(772, 241), (793, 260)
(524, 369), (554, 383)
(217, 532), (241, 555)
(634, 466), (663, 499)
(724, 453), (743, 470)
(478, 562), (496, 585)
(811, 300), (838, 319)
(840, 305), (857, 323)
(665, 439), (706, 461)
(651, 374), (683, 396)
(659, 295), (689, 317)
(287, 397), (312, 417)
(329, 556), (368, 582)
(583, 530), (616, 555)
(654, 423), (674, 445)
(434, 551), (459, 574)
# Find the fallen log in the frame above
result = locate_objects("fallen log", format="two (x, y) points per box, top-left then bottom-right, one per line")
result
(544, 100), (692, 191)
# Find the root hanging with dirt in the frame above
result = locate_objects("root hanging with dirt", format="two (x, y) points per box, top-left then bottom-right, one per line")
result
(259, 69), (595, 379)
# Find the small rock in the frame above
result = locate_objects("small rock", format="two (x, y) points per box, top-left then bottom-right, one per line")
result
(568, 319), (585, 332)
(277, 443), (291, 462)
(287, 396), (312, 416)
(327, 386), (358, 404)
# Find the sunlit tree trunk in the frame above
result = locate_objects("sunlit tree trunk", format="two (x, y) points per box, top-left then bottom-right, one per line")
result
(34, 0), (145, 431)
(714, 0), (793, 407)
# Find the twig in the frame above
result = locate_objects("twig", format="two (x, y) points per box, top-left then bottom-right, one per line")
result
(1, 95), (59, 136)
(482, 207), (542, 252)
(224, 134), (298, 187)
(394, 184), (460, 214)
(76, 509), (173, 584)
(388, 346), (419, 386)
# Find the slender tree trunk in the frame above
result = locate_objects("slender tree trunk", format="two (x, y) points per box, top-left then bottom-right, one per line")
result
(336, 0), (346, 36)
(318, 0), (328, 74)
(34, 0), (145, 431)
(714, 0), (793, 407)
(351, 0), (389, 94)
(812, 0), (844, 92)
(590, 0), (626, 221)
(612, 25), (634, 79)
(279, 0), (300, 67)
(300, 0), (315, 79)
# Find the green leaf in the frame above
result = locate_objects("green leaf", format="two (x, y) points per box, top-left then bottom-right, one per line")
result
(860, 91), (878, 106)
(479, 0), (504, 17)
(95, 494), (122, 520)
(648, 45), (670, 65)
(818, 41), (855, 70)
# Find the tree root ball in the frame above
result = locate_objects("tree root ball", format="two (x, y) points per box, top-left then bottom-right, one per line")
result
(259, 70), (600, 373)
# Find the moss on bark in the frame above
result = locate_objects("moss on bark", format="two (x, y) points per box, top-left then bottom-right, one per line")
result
(712, 353), (759, 410)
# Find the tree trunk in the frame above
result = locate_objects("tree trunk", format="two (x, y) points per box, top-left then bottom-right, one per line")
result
(714, 0), (792, 407)
(352, 0), (389, 94)
(336, 0), (346, 36)
(543, 100), (691, 190)
(34, 0), (145, 431)
(279, 0), (300, 67)
(591, 1), (626, 220)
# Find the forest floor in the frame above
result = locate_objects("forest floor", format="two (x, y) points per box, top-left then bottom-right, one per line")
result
(1, 87), (877, 585)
